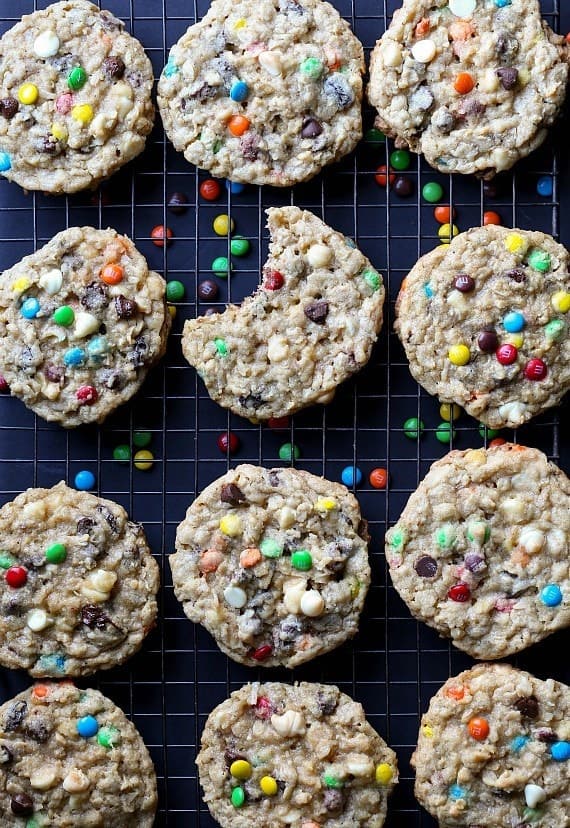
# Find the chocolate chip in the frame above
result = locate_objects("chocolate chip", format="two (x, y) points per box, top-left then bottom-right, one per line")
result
(44, 364), (64, 383)
(224, 747), (246, 766)
(96, 505), (119, 533)
(115, 294), (138, 319)
(496, 68), (518, 90)
(4, 701), (27, 731)
(301, 117), (322, 138)
(204, 307), (222, 316)
(505, 268), (525, 283)
(326, 559), (346, 579)
(304, 300), (329, 324)
(99, 369), (123, 390)
(168, 191), (189, 214)
(464, 553), (486, 573)
(410, 86), (434, 112)
(514, 695), (539, 719)
(496, 32), (519, 61)
(76, 517), (94, 534)
(103, 56), (125, 80)
(268, 470), (281, 487)
(534, 727), (557, 742)
(240, 133), (259, 161)
(128, 336), (148, 367)
(24, 717), (50, 743)
(80, 281), (109, 311)
(393, 175), (414, 197)
(324, 789), (344, 811)
(220, 483), (246, 506)
(323, 74), (354, 110)
(316, 691), (338, 715)
(35, 136), (59, 154)
(358, 518), (370, 543)
(414, 555), (438, 578)
(432, 107), (456, 134)
(192, 83), (218, 102)
(0, 97), (18, 119)
(239, 393), (264, 410)
(197, 280), (219, 301)
(48, 53), (75, 73)
(0, 745), (12, 763)
(280, 0), (305, 13)
(99, 10), (123, 31)
(454, 274), (475, 292)
(477, 329), (499, 353)
(11, 793), (33, 816)
(80, 604), (110, 630)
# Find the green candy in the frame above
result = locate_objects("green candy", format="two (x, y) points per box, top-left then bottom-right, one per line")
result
(230, 786), (245, 808)
(53, 305), (74, 327)
(260, 538), (282, 559)
(230, 236), (250, 257)
(466, 520), (490, 545)
(0, 553), (15, 569)
(422, 182), (444, 203)
(300, 57), (323, 79)
(389, 528), (406, 550)
(113, 444), (131, 464)
(291, 550), (312, 571)
(390, 149), (411, 171)
(435, 524), (456, 548)
(478, 423), (500, 439)
(45, 543), (67, 564)
(97, 725), (121, 748)
(133, 431), (152, 448)
(214, 338), (228, 356)
(522, 808), (543, 823)
(68, 66), (87, 91)
(403, 417), (424, 440)
(212, 256), (232, 277)
(278, 442), (300, 461)
(166, 280), (185, 302)
(544, 319), (565, 340)
(362, 269), (382, 291)
(527, 249), (551, 273)
(212, 139), (223, 154)
(435, 421), (454, 444)
(364, 127), (386, 145)
(322, 771), (343, 789)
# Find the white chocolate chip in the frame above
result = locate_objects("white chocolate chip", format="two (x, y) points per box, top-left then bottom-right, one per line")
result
(33, 30), (60, 58)
(30, 764), (59, 790)
(446, 289), (469, 312)
(89, 111), (118, 139)
(479, 68), (500, 93)
(80, 586), (109, 603)
(110, 82), (134, 118)
(39, 268), (63, 295)
(42, 382), (62, 400)
(381, 41), (403, 68)
(73, 312), (100, 339)
(279, 506), (296, 530)
(498, 402), (527, 425)
(181, 59), (196, 80)
(467, 520), (488, 545)
(258, 51), (282, 76)
(22, 500), (47, 522)
(449, 0), (476, 17)
(411, 39), (437, 63)
(88, 569), (117, 593)
(271, 710), (306, 737)
(62, 768), (91, 794)
(345, 754), (374, 777)
(283, 579), (307, 614)
(524, 784), (546, 809)
(26, 609), (52, 632)
(267, 335), (289, 363)
(300, 589), (325, 617)
(518, 528), (545, 555)
(500, 498), (526, 524)
(306, 244), (332, 269)
(223, 585), (247, 608)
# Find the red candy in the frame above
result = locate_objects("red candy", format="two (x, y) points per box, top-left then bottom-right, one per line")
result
(448, 583), (471, 603)
(55, 93), (74, 114)
(216, 431), (240, 455)
(5, 566), (27, 588)
(374, 165), (396, 188)
(150, 225), (173, 248)
(0, 375), (8, 392)
(76, 386), (98, 405)
(268, 416), (289, 431)
(524, 358), (547, 381)
(251, 644), (272, 661)
(254, 696), (274, 719)
(496, 343), (518, 365)
(264, 270), (284, 291)
(199, 179), (221, 201)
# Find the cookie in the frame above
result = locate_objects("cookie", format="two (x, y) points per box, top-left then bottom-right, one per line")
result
(170, 464), (371, 668)
(394, 225), (570, 429)
(368, 0), (569, 178)
(0, 481), (159, 677)
(412, 663), (570, 826)
(0, 226), (170, 427)
(386, 444), (570, 660)
(182, 206), (384, 420)
(0, 681), (157, 826)
(197, 681), (398, 827)
(0, 0), (155, 193)
(157, 0), (364, 187)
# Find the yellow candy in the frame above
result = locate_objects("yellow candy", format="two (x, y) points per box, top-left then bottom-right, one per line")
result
(168, 304), (177, 319)
(422, 724), (434, 738)
(551, 291), (570, 314)
(350, 578), (361, 599)
(12, 277), (31, 293)
(18, 83), (39, 105)
(375, 764), (393, 785)
(230, 760), (252, 780)
(234, 18), (247, 29)
(314, 497), (337, 513)
(504, 232), (528, 255)
(51, 123), (68, 142)
(134, 450), (154, 471)
(504, 333), (524, 348)
(438, 223), (459, 242)
(465, 449), (486, 466)
(259, 775), (278, 796)
(213, 214), (235, 236)
(71, 104), (94, 124)
(439, 403), (461, 422)
(448, 344), (470, 366)
(220, 514), (242, 537)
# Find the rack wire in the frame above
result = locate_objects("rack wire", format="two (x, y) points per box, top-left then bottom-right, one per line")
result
(0, 1), (569, 825)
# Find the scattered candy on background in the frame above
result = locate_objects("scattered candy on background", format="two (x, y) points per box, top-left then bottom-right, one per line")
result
(74, 470), (95, 491)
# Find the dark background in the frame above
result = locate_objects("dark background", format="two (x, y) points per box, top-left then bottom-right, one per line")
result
(0, 1), (568, 825)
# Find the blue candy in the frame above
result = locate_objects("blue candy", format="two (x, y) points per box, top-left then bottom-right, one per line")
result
(74, 470), (96, 491)
(448, 784), (467, 801)
(502, 311), (525, 333)
(163, 60), (179, 78)
(0, 152), (11, 172)
(424, 283), (434, 298)
(229, 81), (249, 102)
(76, 715), (99, 738)
(87, 335), (109, 357)
(63, 347), (86, 366)
(37, 653), (66, 674)
(21, 297), (40, 319)
(551, 741), (570, 761)
(510, 735), (530, 753)
(537, 176), (553, 198)
(226, 180), (245, 195)
(494, 0), (512, 6)
(540, 584), (562, 607)
(341, 465), (362, 487)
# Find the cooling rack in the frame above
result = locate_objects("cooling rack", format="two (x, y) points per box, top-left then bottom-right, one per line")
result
(0, 1), (569, 825)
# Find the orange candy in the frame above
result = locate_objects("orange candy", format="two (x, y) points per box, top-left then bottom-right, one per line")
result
(415, 18), (430, 37)
(483, 211), (502, 226)
(489, 437), (506, 448)
(100, 263), (124, 285)
(227, 115), (250, 136)
(33, 684), (49, 699)
(240, 547), (262, 568)
(374, 165), (396, 188)
(369, 468), (388, 489)
(449, 21), (474, 42)
(468, 716), (490, 740)
(434, 205), (456, 224)
(445, 685), (465, 701)
(454, 73), (475, 95)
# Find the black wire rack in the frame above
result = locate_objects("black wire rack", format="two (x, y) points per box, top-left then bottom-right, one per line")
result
(0, 1), (569, 825)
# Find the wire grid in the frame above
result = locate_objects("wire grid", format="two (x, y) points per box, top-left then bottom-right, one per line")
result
(0, 0), (569, 825)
